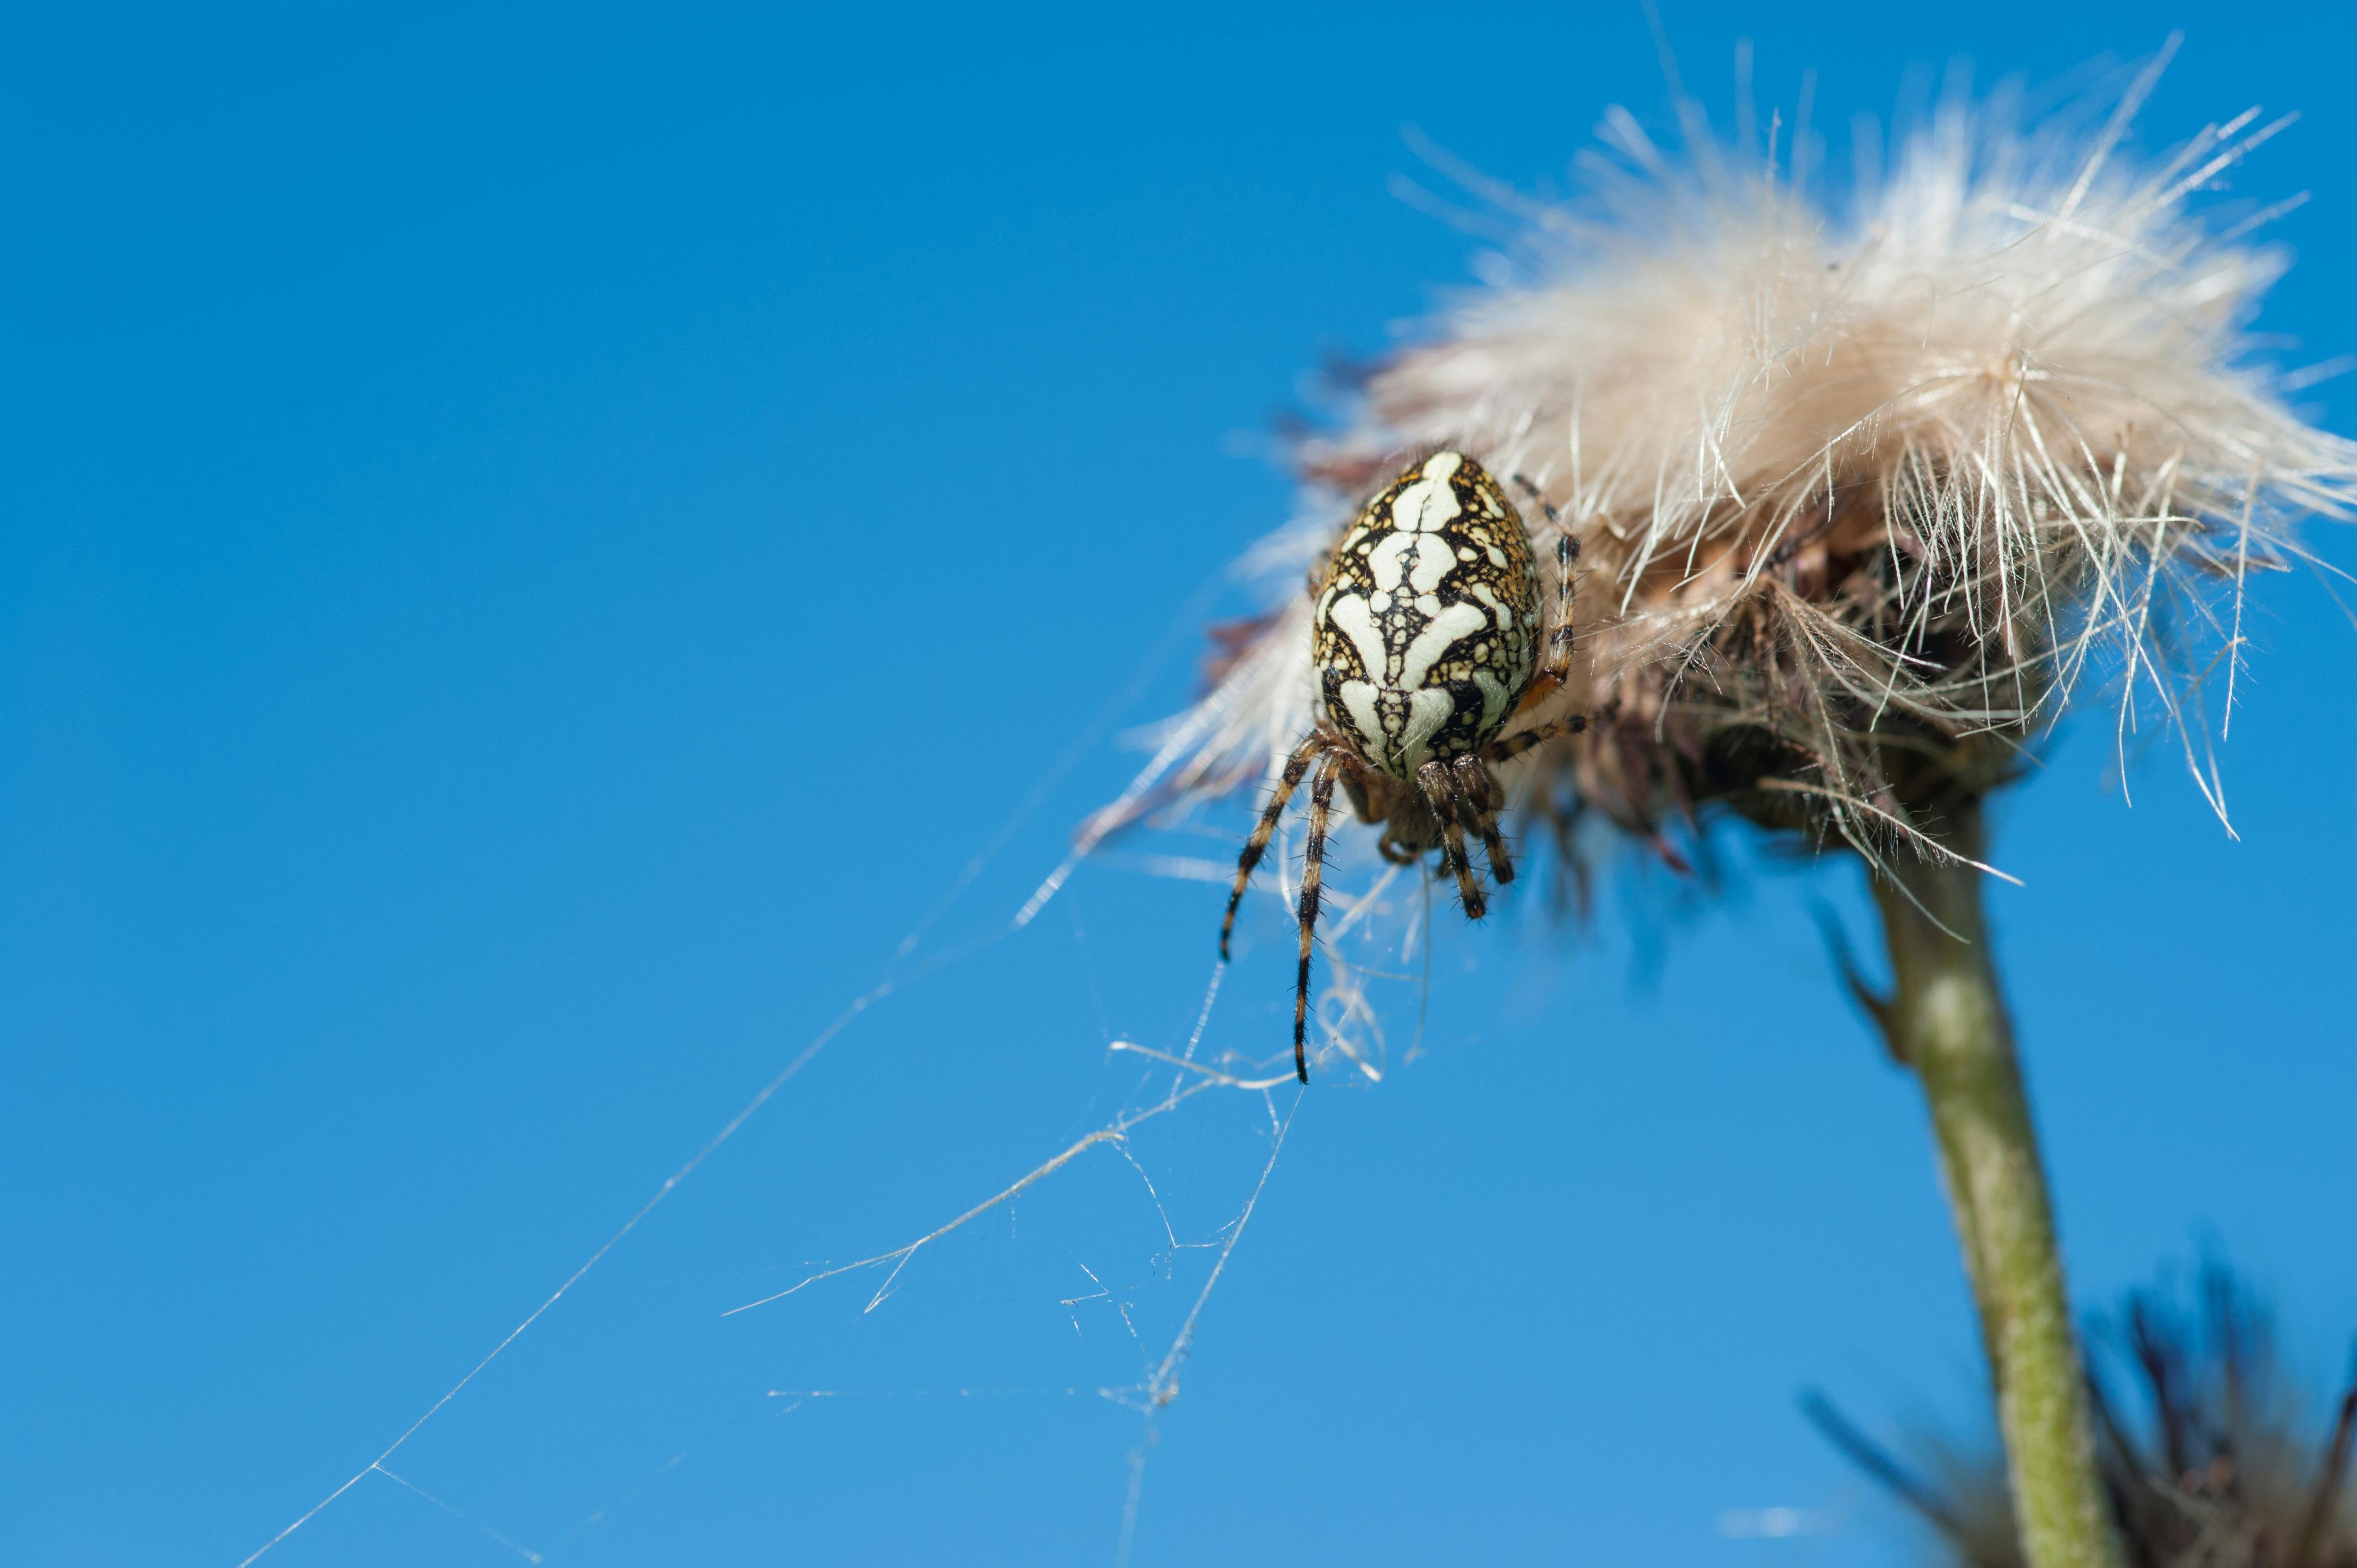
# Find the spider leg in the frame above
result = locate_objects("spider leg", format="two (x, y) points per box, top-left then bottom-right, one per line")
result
(1483, 714), (1589, 768)
(1509, 472), (1562, 528)
(1437, 819), (1488, 920)
(1452, 754), (1515, 885)
(1542, 532), (1579, 685)
(1516, 528), (1583, 713)
(1291, 756), (1339, 1084)
(1416, 760), (1488, 920)
(1221, 733), (1324, 961)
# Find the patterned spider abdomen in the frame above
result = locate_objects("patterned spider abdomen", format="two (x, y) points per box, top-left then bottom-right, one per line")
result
(1311, 451), (1542, 780)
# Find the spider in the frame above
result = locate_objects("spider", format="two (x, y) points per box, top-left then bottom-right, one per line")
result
(1219, 450), (1586, 1083)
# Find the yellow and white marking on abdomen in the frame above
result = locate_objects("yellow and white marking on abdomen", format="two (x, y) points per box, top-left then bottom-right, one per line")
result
(1309, 450), (1545, 780)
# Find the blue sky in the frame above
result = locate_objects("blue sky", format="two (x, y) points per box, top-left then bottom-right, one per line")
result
(5, 4), (2354, 1565)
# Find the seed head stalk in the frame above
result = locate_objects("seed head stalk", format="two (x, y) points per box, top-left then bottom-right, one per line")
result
(1862, 798), (2120, 1568)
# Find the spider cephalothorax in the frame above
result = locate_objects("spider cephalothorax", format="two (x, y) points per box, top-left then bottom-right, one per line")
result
(1219, 450), (1586, 1081)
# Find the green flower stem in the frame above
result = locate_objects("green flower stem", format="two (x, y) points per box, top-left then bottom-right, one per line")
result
(1867, 800), (2122, 1568)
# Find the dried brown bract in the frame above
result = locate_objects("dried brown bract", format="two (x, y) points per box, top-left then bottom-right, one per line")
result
(1808, 1261), (2357, 1568)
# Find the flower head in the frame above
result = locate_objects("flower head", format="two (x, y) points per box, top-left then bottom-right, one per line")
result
(1111, 50), (2357, 881)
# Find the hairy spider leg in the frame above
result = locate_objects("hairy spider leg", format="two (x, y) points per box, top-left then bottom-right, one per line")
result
(1540, 531), (1579, 687)
(1505, 473), (1582, 710)
(1221, 733), (1324, 961)
(1416, 759), (1489, 920)
(1483, 714), (1590, 767)
(1509, 472), (1559, 525)
(1450, 752), (1515, 885)
(1291, 759), (1339, 1083)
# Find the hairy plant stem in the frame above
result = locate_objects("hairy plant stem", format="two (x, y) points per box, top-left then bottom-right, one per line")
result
(1866, 798), (2122, 1568)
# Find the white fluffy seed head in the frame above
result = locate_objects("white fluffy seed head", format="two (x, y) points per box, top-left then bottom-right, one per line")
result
(1099, 53), (2357, 874)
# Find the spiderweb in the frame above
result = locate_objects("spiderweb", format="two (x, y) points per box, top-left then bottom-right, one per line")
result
(228, 577), (1450, 1567)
